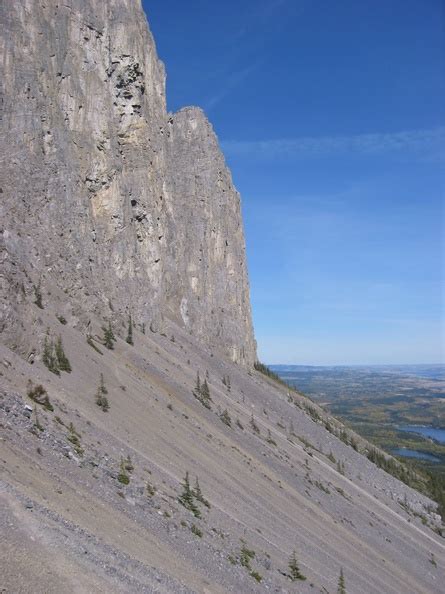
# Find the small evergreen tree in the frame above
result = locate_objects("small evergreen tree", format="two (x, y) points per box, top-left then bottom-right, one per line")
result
(178, 471), (201, 517)
(288, 550), (306, 581)
(95, 376), (109, 411)
(220, 409), (232, 427)
(193, 477), (210, 508)
(33, 281), (43, 309)
(192, 372), (212, 409)
(55, 336), (71, 372)
(99, 373), (108, 394)
(194, 372), (201, 395)
(42, 334), (59, 375)
(337, 568), (346, 594)
(103, 322), (115, 349)
(126, 314), (133, 345)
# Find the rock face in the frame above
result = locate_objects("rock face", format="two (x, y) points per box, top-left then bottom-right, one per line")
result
(0, 0), (256, 366)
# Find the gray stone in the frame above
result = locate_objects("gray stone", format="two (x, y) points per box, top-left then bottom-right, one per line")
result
(0, 0), (256, 367)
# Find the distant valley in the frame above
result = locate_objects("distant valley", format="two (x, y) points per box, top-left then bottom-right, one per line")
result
(271, 364), (445, 479)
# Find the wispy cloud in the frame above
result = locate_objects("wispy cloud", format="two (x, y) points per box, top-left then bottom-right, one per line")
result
(222, 126), (445, 160)
(205, 63), (259, 110)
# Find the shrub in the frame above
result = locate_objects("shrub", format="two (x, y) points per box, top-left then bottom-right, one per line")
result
(126, 314), (133, 345)
(190, 524), (203, 538)
(337, 568), (346, 593)
(219, 409), (232, 427)
(42, 334), (59, 375)
(55, 336), (71, 372)
(250, 571), (262, 583)
(95, 376), (109, 411)
(103, 321), (115, 349)
(193, 477), (210, 508)
(118, 457), (130, 484)
(193, 372), (212, 409)
(33, 282), (43, 309)
(178, 471), (201, 517)
(288, 550), (306, 581)
(27, 381), (53, 411)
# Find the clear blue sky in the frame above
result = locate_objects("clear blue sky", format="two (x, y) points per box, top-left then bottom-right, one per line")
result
(144, 0), (444, 365)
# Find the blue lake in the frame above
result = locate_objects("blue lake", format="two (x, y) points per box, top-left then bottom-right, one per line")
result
(391, 448), (441, 462)
(398, 425), (445, 444)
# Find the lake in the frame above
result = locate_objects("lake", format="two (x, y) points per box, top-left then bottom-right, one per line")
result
(391, 448), (441, 462)
(398, 425), (445, 444)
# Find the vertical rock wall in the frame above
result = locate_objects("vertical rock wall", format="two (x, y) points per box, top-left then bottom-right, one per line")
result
(0, 0), (256, 366)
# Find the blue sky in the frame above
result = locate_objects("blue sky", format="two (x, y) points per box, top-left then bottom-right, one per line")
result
(144, 0), (444, 365)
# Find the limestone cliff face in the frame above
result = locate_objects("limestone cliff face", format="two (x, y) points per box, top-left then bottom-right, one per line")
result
(0, 0), (256, 366)
(165, 108), (256, 366)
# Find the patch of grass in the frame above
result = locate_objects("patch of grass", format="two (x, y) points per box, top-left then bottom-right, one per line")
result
(190, 524), (203, 537)
(250, 571), (262, 583)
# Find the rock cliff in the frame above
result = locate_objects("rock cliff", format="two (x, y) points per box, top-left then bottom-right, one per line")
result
(0, 0), (256, 366)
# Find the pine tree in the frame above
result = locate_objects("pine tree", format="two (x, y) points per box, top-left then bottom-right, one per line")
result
(250, 413), (260, 434)
(126, 314), (133, 345)
(200, 379), (210, 401)
(193, 477), (210, 508)
(33, 281), (43, 309)
(178, 471), (201, 517)
(288, 550), (306, 581)
(42, 334), (59, 375)
(220, 409), (232, 427)
(194, 372), (201, 395)
(100, 373), (108, 394)
(55, 336), (71, 372)
(95, 376), (109, 411)
(103, 321), (115, 349)
(337, 568), (346, 594)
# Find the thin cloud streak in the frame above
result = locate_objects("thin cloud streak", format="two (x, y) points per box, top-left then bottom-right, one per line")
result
(222, 126), (445, 159)
(205, 63), (259, 110)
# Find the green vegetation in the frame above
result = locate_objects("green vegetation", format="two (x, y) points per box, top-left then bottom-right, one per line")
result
(56, 314), (67, 325)
(250, 570), (262, 582)
(239, 543), (256, 569)
(103, 321), (115, 349)
(33, 282), (43, 309)
(55, 336), (71, 372)
(254, 361), (291, 388)
(190, 524), (203, 538)
(178, 471), (201, 518)
(67, 423), (83, 456)
(95, 375), (109, 411)
(193, 372), (212, 409)
(118, 457), (131, 485)
(288, 550), (306, 581)
(27, 381), (53, 411)
(193, 477), (210, 508)
(337, 568), (346, 594)
(42, 334), (59, 375)
(219, 409), (232, 427)
(274, 365), (445, 525)
(126, 314), (133, 345)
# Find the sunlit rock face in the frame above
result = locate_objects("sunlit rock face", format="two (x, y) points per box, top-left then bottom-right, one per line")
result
(0, 0), (256, 366)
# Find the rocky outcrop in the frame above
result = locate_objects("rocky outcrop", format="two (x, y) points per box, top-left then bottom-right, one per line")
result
(165, 107), (256, 366)
(0, 0), (256, 365)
